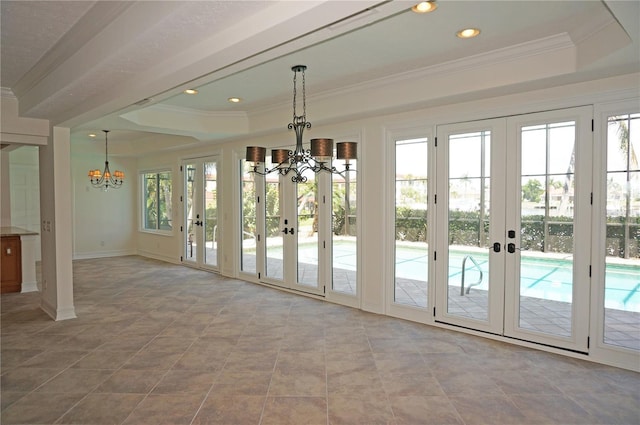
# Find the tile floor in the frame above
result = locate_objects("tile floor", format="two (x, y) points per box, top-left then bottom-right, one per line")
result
(1, 255), (639, 425)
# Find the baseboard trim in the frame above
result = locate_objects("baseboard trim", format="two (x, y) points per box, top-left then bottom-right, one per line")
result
(40, 298), (76, 321)
(73, 249), (136, 260)
(21, 281), (38, 293)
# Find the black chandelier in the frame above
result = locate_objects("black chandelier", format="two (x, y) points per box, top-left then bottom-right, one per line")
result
(88, 130), (124, 190)
(246, 65), (356, 183)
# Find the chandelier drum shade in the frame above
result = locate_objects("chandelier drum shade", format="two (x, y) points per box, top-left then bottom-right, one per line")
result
(246, 65), (356, 183)
(88, 130), (124, 190)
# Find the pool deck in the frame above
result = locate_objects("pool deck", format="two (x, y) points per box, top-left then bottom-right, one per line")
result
(234, 248), (640, 352)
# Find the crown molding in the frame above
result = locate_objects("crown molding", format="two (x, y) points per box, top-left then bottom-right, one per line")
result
(140, 103), (248, 119)
(316, 33), (575, 104)
(1, 87), (16, 99)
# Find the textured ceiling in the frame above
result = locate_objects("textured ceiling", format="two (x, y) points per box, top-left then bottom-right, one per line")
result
(0, 1), (96, 88)
(1, 1), (639, 155)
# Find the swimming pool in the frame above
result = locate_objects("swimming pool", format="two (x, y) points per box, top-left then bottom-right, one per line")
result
(261, 240), (639, 312)
(394, 245), (639, 312)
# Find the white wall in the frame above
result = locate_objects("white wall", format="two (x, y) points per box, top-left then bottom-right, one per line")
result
(71, 151), (137, 259)
(9, 146), (41, 261)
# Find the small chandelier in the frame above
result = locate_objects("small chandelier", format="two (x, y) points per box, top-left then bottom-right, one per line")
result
(88, 130), (124, 190)
(246, 65), (356, 183)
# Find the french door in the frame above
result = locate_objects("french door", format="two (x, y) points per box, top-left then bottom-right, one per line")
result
(183, 157), (219, 270)
(247, 160), (329, 296)
(435, 107), (592, 352)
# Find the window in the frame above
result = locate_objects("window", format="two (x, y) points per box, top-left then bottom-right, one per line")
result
(142, 171), (172, 231)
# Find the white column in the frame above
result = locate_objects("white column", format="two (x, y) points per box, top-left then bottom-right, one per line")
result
(39, 126), (76, 320)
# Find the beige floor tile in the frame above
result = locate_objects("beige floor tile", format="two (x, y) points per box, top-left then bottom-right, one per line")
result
(122, 393), (205, 425)
(380, 373), (445, 397)
(510, 393), (602, 424)
(191, 394), (265, 425)
(57, 393), (144, 424)
(268, 367), (327, 396)
(449, 394), (531, 425)
(121, 349), (183, 370)
(152, 369), (216, 394)
(34, 368), (113, 394)
(143, 336), (197, 353)
(95, 368), (166, 394)
(261, 396), (327, 425)
(389, 395), (463, 425)
(20, 349), (88, 369)
(328, 394), (395, 425)
(71, 350), (136, 369)
(570, 392), (640, 425)
(0, 367), (61, 392)
(434, 371), (504, 396)
(212, 370), (273, 395)
(0, 348), (44, 368)
(373, 352), (427, 376)
(0, 392), (84, 425)
(0, 391), (27, 410)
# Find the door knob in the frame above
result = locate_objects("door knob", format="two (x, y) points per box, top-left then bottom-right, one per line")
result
(493, 242), (501, 253)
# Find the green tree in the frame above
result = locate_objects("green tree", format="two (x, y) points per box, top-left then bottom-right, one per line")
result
(522, 179), (544, 202)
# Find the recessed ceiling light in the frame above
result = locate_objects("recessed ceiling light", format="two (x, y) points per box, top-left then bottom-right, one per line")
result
(228, 97), (241, 103)
(411, 1), (437, 13)
(457, 28), (480, 39)
(184, 89), (198, 95)
(88, 133), (96, 138)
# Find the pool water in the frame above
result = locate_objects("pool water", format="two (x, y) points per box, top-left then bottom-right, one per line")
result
(267, 240), (640, 312)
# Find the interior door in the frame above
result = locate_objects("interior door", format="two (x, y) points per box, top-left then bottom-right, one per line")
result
(183, 157), (219, 270)
(435, 107), (591, 352)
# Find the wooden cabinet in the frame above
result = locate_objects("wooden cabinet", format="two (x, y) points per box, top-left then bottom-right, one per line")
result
(1, 235), (22, 293)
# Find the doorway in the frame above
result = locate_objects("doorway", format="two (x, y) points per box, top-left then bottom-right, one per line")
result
(183, 157), (219, 271)
(435, 107), (592, 352)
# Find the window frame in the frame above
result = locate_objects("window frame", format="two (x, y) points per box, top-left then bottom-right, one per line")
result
(140, 169), (174, 235)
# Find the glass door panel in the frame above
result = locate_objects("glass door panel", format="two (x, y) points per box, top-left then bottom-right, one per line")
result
(517, 122), (576, 337)
(296, 168), (318, 287)
(505, 107), (591, 352)
(265, 174), (284, 281)
(184, 163), (197, 264)
(394, 138), (428, 307)
(603, 113), (640, 351)
(241, 161), (258, 274)
(435, 120), (505, 335)
(204, 161), (218, 267)
(332, 158), (357, 294)
(447, 131), (492, 322)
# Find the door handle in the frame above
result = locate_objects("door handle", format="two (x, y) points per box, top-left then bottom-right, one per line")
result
(493, 242), (501, 253)
(282, 227), (295, 235)
(508, 243), (516, 253)
(194, 220), (202, 226)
